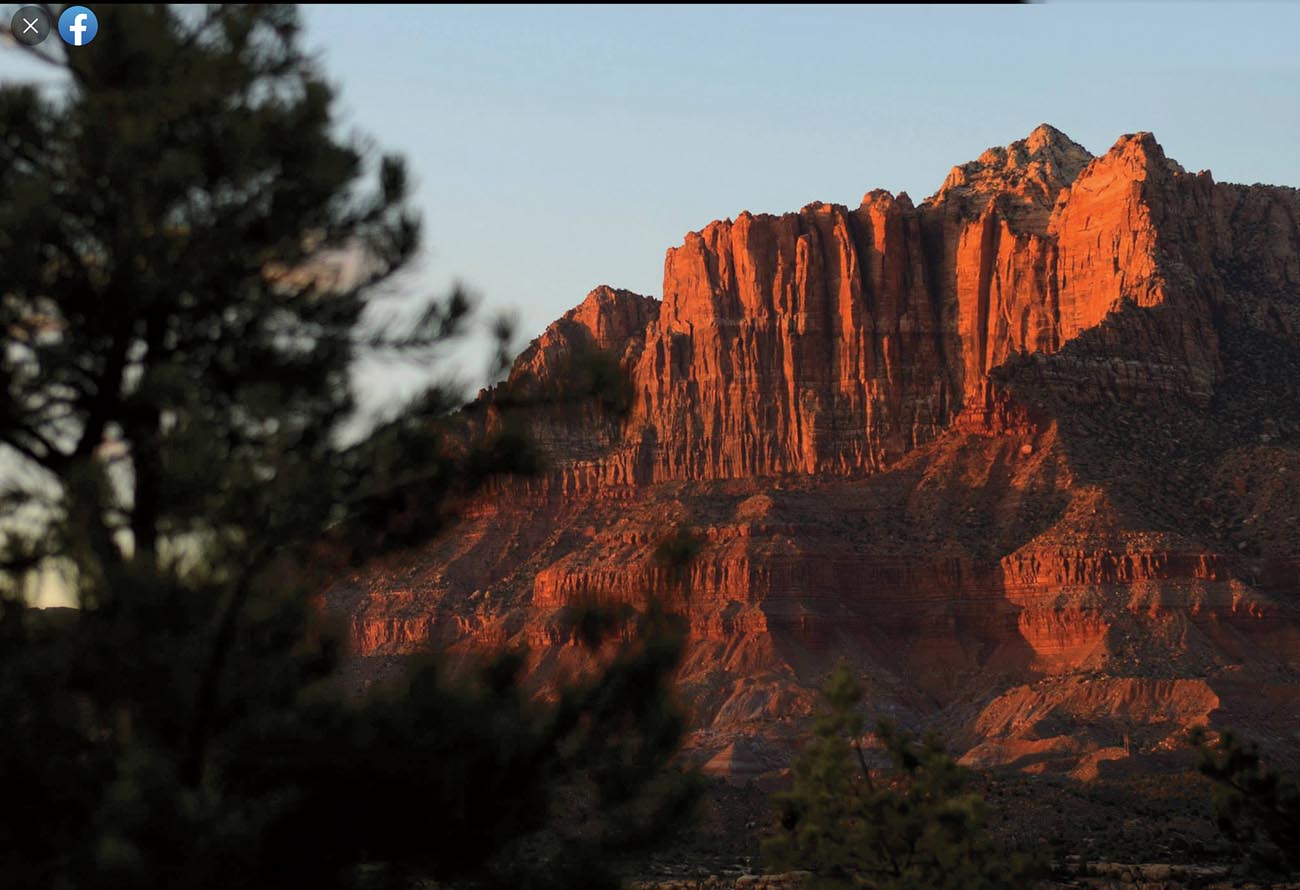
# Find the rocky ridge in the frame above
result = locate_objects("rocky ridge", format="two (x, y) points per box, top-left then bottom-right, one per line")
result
(331, 125), (1300, 778)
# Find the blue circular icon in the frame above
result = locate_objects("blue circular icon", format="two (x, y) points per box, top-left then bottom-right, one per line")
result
(58, 6), (98, 47)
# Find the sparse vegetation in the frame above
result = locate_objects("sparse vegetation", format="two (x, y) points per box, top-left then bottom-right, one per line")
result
(1193, 726), (1300, 878)
(763, 664), (1043, 890)
(654, 524), (704, 589)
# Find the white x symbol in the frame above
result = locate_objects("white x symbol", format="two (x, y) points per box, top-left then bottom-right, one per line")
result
(21, 16), (39, 34)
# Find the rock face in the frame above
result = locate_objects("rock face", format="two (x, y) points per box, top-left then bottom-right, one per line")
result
(331, 126), (1300, 777)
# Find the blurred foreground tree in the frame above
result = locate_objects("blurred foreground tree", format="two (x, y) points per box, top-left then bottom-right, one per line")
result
(0, 5), (695, 887)
(762, 664), (1041, 890)
(1193, 727), (1300, 878)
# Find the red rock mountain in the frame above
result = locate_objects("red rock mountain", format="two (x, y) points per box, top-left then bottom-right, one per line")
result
(331, 125), (1300, 780)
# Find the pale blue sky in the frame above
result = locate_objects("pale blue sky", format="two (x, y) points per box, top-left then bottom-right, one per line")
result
(3, 3), (1299, 413)
(297, 2), (1300, 401)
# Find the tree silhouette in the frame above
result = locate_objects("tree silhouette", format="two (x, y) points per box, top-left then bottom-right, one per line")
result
(763, 664), (1041, 890)
(0, 5), (696, 887)
(1193, 726), (1300, 878)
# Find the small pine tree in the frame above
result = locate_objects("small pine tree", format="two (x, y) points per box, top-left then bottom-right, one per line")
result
(763, 664), (1041, 890)
(1193, 726), (1300, 878)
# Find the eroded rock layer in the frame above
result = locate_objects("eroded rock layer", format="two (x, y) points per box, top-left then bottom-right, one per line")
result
(331, 126), (1300, 777)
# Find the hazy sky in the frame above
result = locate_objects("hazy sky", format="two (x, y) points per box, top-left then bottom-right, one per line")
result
(297, 2), (1300, 406)
(3, 2), (1300, 413)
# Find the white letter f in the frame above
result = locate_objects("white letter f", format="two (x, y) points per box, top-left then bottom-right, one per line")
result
(70, 13), (88, 46)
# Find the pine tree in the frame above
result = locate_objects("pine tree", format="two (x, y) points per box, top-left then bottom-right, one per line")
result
(763, 664), (1040, 890)
(0, 5), (696, 887)
(1193, 727), (1300, 878)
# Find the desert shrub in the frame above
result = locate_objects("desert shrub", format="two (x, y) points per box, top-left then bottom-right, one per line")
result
(1193, 726), (1300, 877)
(763, 664), (1042, 889)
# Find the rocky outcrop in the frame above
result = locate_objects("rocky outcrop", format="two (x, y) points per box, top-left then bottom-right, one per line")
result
(635, 194), (953, 479)
(484, 126), (1298, 488)
(331, 126), (1300, 777)
(508, 284), (659, 389)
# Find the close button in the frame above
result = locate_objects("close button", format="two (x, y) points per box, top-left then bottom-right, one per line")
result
(10, 6), (53, 46)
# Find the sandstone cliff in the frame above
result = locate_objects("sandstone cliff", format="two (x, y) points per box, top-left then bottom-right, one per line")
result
(331, 125), (1300, 778)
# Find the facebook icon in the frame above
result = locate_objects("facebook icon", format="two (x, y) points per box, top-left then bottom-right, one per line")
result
(58, 6), (98, 46)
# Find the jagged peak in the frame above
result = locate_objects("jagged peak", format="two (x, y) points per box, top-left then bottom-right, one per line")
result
(1024, 122), (1078, 155)
(928, 124), (1095, 231)
(505, 285), (658, 394)
(573, 283), (657, 310)
(1092, 130), (1187, 177)
(859, 188), (912, 212)
(560, 286), (658, 347)
(801, 200), (846, 215)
